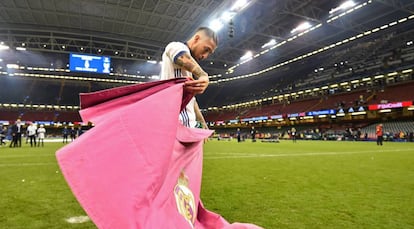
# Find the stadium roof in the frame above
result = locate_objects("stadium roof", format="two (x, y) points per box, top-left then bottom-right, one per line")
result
(1, 0), (414, 107)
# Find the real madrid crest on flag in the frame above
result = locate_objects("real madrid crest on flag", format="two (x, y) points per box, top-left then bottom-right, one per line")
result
(174, 170), (196, 228)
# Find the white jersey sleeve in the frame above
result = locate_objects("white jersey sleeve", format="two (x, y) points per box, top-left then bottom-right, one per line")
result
(165, 42), (189, 63)
(160, 42), (192, 80)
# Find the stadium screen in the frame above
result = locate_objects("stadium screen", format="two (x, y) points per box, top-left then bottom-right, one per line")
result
(69, 53), (111, 74)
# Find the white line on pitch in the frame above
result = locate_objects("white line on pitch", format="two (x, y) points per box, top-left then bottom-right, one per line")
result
(0, 162), (56, 167)
(65, 216), (90, 224)
(204, 148), (413, 159)
(0, 154), (52, 158)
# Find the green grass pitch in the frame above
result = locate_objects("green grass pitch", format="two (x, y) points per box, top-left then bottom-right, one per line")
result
(0, 140), (413, 228)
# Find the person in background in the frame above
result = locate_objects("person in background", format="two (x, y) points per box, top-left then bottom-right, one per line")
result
(37, 124), (46, 147)
(251, 126), (257, 142)
(77, 126), (83, 138)
(237, 128), (241, 142)
(70, 127), (77, 142)
(27, 122), (37, 147)
(291, 127), (297, 143)
(10, 119), (23, 148)
(0, 126), (7, 146)
(376, 123), (383, 146)
(356, 128), (362, 141)
(62, 126), (69, 143)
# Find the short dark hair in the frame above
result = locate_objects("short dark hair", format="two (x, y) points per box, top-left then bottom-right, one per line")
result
(196, 27), (218, 46)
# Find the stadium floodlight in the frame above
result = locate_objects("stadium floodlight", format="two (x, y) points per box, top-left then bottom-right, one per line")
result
(0, 43), (9, 50)
(290, 22), (312, 34)
(6, 64), (19, 69)
(261, 39), (277, 48)
(231, 0), (249, 11)
(330, 0), (356, 14)
(209, 19), (224, 32)
(221, 11), (236, 22)
(240, 51), (253, 60)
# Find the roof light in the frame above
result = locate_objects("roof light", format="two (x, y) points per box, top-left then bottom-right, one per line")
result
(7, 64), (19, 69)
(291, 22), (312, 34)
(261, 39), (277, 48)
(0, 44), (10, 50)
(221, 11), (236, 22)
(240, 51), (253, 60)
(330, 0), (356, 14)
(231, 0), (249, 11)
(209, 19), (224, 32)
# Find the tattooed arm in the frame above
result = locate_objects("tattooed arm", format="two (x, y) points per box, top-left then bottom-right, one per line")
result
(175, 52), (209, 94)
(175, 52), (208, 80)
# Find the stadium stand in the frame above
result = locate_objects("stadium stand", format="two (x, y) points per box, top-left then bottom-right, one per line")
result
(369, 81), (414, 104)
(361, 121), (414, 141)
(205, 80), (414, 122)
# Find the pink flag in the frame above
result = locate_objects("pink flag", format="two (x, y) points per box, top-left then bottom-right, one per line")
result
(56, 78), (263, 229)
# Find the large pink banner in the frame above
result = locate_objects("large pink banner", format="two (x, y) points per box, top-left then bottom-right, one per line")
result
(56, 78), (263, 229)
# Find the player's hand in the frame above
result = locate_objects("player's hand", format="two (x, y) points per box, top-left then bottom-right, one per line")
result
(202, 124), (211, 143)
(184, 76), (209, 94)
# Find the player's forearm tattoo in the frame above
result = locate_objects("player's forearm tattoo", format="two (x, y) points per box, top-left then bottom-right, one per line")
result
(176, 53), (208, 79)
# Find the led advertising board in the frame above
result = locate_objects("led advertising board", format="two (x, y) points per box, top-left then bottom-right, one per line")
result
(368, 101), (413, 110)
(306, 109), (336, 116)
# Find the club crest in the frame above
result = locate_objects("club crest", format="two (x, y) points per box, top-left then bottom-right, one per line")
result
(174, 170), (196, 228)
